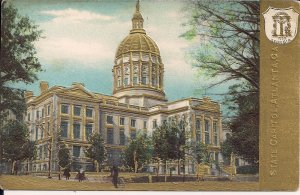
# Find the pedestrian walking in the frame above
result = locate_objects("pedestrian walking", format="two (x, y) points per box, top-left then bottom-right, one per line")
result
(111, 166), (119, 188)
(63, 167), (71, 180)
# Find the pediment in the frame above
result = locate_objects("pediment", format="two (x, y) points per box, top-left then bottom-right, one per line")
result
(60, 86), (95, 99)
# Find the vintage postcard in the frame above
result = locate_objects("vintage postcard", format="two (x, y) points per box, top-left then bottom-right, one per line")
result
(0, 0), (299, 192)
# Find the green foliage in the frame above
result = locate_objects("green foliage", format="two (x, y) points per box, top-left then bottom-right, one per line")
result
(58, 142), (71, 168)
(0, 2), (42, 122)
(182, 1), (259, 165)
(85, 133), (106, 170)
(21, 140), (37, 161)
(1, 120), (30, 163)
(124, 131), (153, 171)
(220, 138), (233, 165)
(236, 165), (259, 174)
(192, 142), (210, 164)
(229, 90), (259, 164)
(152, 119), (186, 162)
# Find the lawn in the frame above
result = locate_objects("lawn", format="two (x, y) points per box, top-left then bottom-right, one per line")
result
(0, 175), (259, 191)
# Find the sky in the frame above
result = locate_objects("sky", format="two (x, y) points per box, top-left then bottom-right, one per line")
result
(10, 0), (232, 112)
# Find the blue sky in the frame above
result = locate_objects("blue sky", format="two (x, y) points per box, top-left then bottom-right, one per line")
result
(11, 0), (232, 112)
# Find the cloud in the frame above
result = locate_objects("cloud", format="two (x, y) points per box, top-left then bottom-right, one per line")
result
(35, 37), (114, 65)
(41, 8), (113, 22)
(36, 8), (131, 68)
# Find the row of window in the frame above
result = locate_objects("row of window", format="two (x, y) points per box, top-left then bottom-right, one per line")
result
(195, 119), (219, 146)
(117, 76), (160, 87)
(61, 104), (94, 117)
(27, 105), (51, 121)
(107, 128), (134, 145)
(60, 121), (93, 140)
(106, 116), (147, 129)
(37, 144), (48, 159)
(116, 54), (162, 64)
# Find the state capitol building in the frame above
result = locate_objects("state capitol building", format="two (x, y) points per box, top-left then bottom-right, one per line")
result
(24, 1), (223, 174)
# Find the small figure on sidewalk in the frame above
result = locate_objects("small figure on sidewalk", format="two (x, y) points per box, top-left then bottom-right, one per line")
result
(111, 165), (119, 188)
(78, 167), (84, 182)
(63, 167), (71, 180)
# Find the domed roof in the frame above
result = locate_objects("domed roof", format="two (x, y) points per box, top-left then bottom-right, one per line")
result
(115, 33), (160, 58)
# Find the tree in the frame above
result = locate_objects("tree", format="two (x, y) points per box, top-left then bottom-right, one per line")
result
(152, 119), (187, 181)
(21, 140), (37, 174)
(1, 1), (42, 111)
(192, 142), (210, 165)
(181, 1), (259, 165)
(58, 142), (71, 180)
(1, 1), (42, 167)
(1, 120), (30, 174)
(85, 133), (106, 171)
(124, 130), (152, 173)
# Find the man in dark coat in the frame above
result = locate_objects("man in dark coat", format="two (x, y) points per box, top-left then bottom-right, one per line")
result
(111, 166), (119, 188)
(63, 167), (71, 180)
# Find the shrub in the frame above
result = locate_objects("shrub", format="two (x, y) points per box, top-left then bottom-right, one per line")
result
(236, 165), (258, 174)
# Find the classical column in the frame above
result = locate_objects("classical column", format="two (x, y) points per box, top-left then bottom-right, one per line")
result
(94, 105), (99, 134)
(201, 114), (205, 143)
(112, 68), (116, 91)
(218, 117), (222, 146)
(210, 116), (214, 145)
(148, 53), (152, 87)
(130, 52), (133, 86)
(121, 55), (124, 88)
(83, 104), (86, 141)
(139, 52), (142, 86)
(70, 104), (74, 139)
(191, 113), (196, 141)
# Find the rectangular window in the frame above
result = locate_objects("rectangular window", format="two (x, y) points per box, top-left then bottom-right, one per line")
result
(73, 146), (80, 157)
(205, 119), (210, 144)
(196, 131), (202, 142)
(47, 105), (51, 116)
(205, 120), (210, 132)
(152, 120), (157, 128)
(179, 120), (185, 130)
(120, 117), (125, 126)
(152, 77), (156, 86)
(41, 129), (44, 139)
(61, 104), (69, 114)
(42, 108), (44, 118)
(124, 78), (129, 86)
(86, 124), (93, 140)
(205, 132), (210, 144)
(131, 119), (136, 127)
(107, 128), (114, 144)
(35, 127), (39, 140)
(143, 121), (147, 129)
(86, 107), (93, 118)
(133, 77), (138, 84)
(213, 121), (218, 133)
(142, 77), (147, 85)
(39, 146), (42, 159)
(47, 122), (50, 132)
(61, 121), (68, 138)
(44, 144), (48, 158)
(36, 110), (40, 118)
(214, 135), (218, 146)
(196, 119), (201, 130)
(120, 130), (125, 145)
(27, 113), (30, 121)
(131, 130), (136, 140)
(118, 79), (121, 87)
(107, 115), (113, 124)
(73, 123), (81, 139)
(74, 106), (81, 116)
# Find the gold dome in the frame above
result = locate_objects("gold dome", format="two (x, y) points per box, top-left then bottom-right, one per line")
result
(115, 33), (160, 58)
